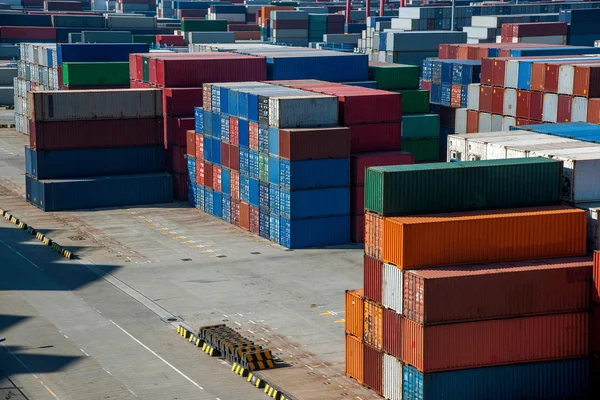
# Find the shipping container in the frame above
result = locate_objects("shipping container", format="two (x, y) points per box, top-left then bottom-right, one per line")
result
(279, 158), (349, 190)
(383, 206), (586, 269)
(279, 216), (350, 248)
(364, 254), (382, 303)
(382, 262), (403, 314)
(363, 343), (383, 396)
(595, 251), (600, 303)
(574, 64), (600, 98)
(403, 257), (591, 326)
(402, 359), (589, 400)
(364, 299), (383, 350)
(383, 353), (402, 400)
(348, 123), (402, 153)
(163, 88), (203, 117)
(345, 333), (364, 384)
(383, 307), (401, 360)
(365, 211), (383, 261)
(364, 158), (562, 217)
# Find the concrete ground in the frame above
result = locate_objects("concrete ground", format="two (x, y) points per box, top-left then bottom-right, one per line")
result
(0, 127), (378, 400)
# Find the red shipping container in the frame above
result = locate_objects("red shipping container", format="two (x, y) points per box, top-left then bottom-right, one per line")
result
(349, 123), (401, 153)
(196, 134), (204, 161)
(420, 80), (432, 91)
(239, 201), (250, 230)
(591, 303), (600, 354)
(156, 34), (185, 46)
(383, 308), (401, 360)
(156, 56), (266, 87)
(594, 251), (600, 303)
(233, 31), (260, 40)
(402, 312), (588, 373)
(278, 127), (351, 160)
(438, 44), (451, 59)
(351, 151), (414, 185)
(186, 130), (196, 156)
(516, 90), (531, 119)
(530, 62), (546, 92)
(363, 344), (383, 396)
(221, 142), (230, 169)
(492, 58), (506, 87)
(166, 144), (186, 174)
(450, 84), (462, 108)
(351, 214), (364, 243)
(404, 257), (592, 326)
(516, 118), (531, 126)
(0, 26), (56, 40)
(129, 54), (139, 81)
(229, 145), (239, 171)
(491, 87), (504, 115)
(510, 22), (568, 37)
(481, 58), (494, 85)
(249, 205), (259, 234)
(165, 117), (194, 146)
(30, 118), (163, 151)
(249, 122), (259, 150)
(466, 110), (479, 133)
(230, 169), (240, 200)
(162, 88), (203, 117)
(199, 161), (213, 187)
(557, 94), (573, 122)
(172, 172), (187, 201)
(588, 98), (600, 123)
(231, 199), (240, 226)
(212, 165), (221, 192)
(479, 85), (493, 113)
(574, 64), (600, 98)
(364, 254), (383, 303)
(148, 52), (240, 85)
(229, 116), (239, 145)
(447, 44), (459, 59)
(351, 185), (364, 215)
(365, 212), (383, 260)
(320, 89), (401, 125)
(529, 91), (544, 121)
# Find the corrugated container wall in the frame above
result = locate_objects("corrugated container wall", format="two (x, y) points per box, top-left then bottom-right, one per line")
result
(363, 344), (383, 396)
(364, 299), (383, 350)
(345, 289), (364, 339)
(383, 353), (402, 400)
(364, 255), (383, 303)
(345, 334), (364, 384)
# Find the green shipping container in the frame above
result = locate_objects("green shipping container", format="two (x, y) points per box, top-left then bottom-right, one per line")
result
(364, 157), (562, 216)
(402, 114), (440, 139)
(394, 89), (429, 114)
(132, 34), (156, 44)
(259, 153), (269, 182)
(368, 64), (419, 90)
(181, 19), (228, 32)
(402, 138), (440, 163)
(62, 62), (130, 87)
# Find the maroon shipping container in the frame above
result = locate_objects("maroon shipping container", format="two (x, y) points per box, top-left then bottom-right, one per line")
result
(492, 58), (506, 87)
(481, 58), (494, 85)
(166, 144), (186, 174)
(351, 214), (364, 243)
(162, 87), (203, 116)
(438, 44), (451, 59)
(249, 122), (259, 150)
(351, 185), (364, 214)
(272, 20), (308, 29)
(364, 254), (383, 303)
(466, 110), (479, 133)
(165, 117), (194, 146)
(529, 91), (544, 121)
(221, 142), (230, 169)
(420, 80), (431, 91)
(30, 118), (163, 151)
(229, 144), (239, 171)
(479, 85), (493, 113)
(230, 169), (239, 200)
(403, 257), (592, 326)
(491, 87), (504, 115)
(348, 123), (401, 153)
(147, 52), (236, 85)
(0, 26), (56, 40)
(531, 62), (546, 92)
(510, 22), (568, 37)
(591, 303), (600, 354)
(351, 151), (414, 185)
(45, 1), (83, 11)
(249, 205), (259, 234)
(278, 127), (351, 160)
(231, 198), (240, 226)
(383, 308), (401, 360)
(172, 172), (187, 201)
(156, 56), (266, 88)
(228, 24), (260, 32)
(557, 94), (573, 122)
(156, 34), (185, 46)
(402, 312), (588, 373)
(588, 98), (600, 123)
(186, 130), (196, 156)
(129, 54), (139, 81)
(516, 118), (531, 126)
(213, 164), (221, 192)
(363, 344), (383, 396)
(574, 64), (600, 98)
(516, 90), (531, 119)
(233, 32), (261, 40)
(178, 9), (207, 17)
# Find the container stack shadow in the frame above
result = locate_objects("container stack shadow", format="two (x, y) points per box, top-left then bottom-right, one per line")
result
(346, 157), (596, 399)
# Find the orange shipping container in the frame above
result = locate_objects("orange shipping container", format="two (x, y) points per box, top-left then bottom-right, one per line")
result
(365, 212), (384, 261)
(345, 333), (364, 384)
(383, 206), (586, 269)
(364, 299), (383, 350)
(345, 289), (364, 339)
(402, 312), (588, 373)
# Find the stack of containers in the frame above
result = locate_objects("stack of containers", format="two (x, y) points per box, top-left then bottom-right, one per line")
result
(347, 158), (592, 399)
(128, 52), (267, 201)
(560, 9), (600, 47)
(270, 10), (309, 47)
(26, 89), (172, 211)
(207, 4), (246, 23)
(227, 23), (260, 41)
(500, 22), (568, 45)
(189, 80), (352, 248)
(307, 13), (344, 43)
(258, 5), (294, 42)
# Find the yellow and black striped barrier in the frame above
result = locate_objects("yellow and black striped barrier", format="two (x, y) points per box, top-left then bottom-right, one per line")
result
(0, 209), (74, 259)
(0, 124), (15, 128)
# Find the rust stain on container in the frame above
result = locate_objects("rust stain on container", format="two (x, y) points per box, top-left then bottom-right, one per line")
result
(345, 333), (364, 384)
(345, 289), (364, 339)
(364, 299), (383, 350)
(382, 206), (587, 269)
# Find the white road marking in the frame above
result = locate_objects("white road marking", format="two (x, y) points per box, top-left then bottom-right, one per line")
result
(0, 237), (43, 271)
(80, 349), (89, 357)
(108, 319), (204, 391)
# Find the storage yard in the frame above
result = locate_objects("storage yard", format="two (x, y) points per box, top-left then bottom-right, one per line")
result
(3, 0), (600, 399)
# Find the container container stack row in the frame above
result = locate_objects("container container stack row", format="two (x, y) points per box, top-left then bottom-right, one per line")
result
(25, 88), (172, 211)
(188, 81), (353, 249)
(592, 252), (600, 398)
(14, 42), (149, 134)
(347, 158), (595, 399)
(500, 22), (568, 46)
(270, 10), (309, 47)
(560, 9), (600, 47)
(308, 13), (344, 44)
(463, 15), (561, 45)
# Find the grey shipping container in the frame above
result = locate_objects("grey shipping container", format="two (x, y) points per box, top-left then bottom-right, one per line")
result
(81, 31), (132, 43)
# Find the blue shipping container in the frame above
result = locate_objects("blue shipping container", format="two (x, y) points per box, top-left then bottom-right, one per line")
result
(266, 53), (368, 82)
(197, 183), (205, 210)
(279, 216), (350, 248)
(222, 195), (231, 223)
(203, 110), (213, 136)
(228, 89), (238, 117)
(219, 87), (229, 115)
(204, 136), (213, 163)
(403, 359), (589, 400)
(33, 173), (173, 211)
(249, 178), (259, 207)
(57, 43), (149, 65)
(268, 156), (279, 185)
(240, 175), (250, 203)
(249, 149), (259, 179)
(268, 127), (279, 155)
(221, 168), (231, 196)
(259, 126), (269, 154)
(259, 208), (270, 239)
(25, 146), (166, 179)
(187, 156), (196, 181)
(280, 187), (350, 219)
(279, 158), (350, 190)
(212, 191), (223, 218)
(211, 112), (221, 138)
(240, 146), (250, 176)
(269, 184), (280, 214)
(204, 187), (213, 213)
(221, 115), (230, 142)
(212, 138), (221, 166)
(188, 181), (198, 207)
(195, 107), (204, 134)
(238, 119), (249, 147)
(259, 181), (269, 210)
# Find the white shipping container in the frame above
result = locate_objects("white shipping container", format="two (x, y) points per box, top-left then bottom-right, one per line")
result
(210, 13), (246, 23)
(382, 263), (402, 313)
(502, 116), (516, 131)
(28, 89), (163, 122)
(467, 83), (479, 111)
(478, 112), (492, 133)
(464, 131), (538, 161)
(487, 136), (574, 160)
(383, 354), (402, 400)
(491, 113), (503, 132)
(268, 95), (338, 128)
(572, 97), (588, 122)
(575, 202), (600, 251)
(550, 153), (600, 203)
(504, 59), (519, 88)
(506, 140), (599, 159)
(447, 131), (517, 161)
(455, 108), (468, 134)
(503, 88), (517, 116)
(542, 93), (558, 123)
(558, 65), (574, 95)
